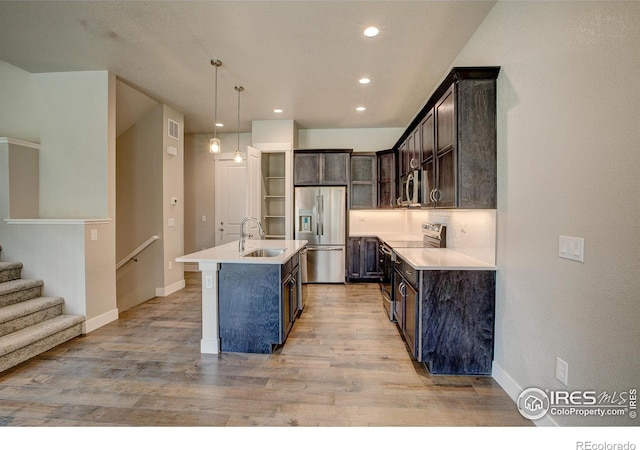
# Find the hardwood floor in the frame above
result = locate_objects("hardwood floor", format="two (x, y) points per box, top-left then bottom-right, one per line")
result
(0, 272), (532, 427)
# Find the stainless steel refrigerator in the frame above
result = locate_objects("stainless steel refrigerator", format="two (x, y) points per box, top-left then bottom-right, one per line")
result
(294, 186), (346, 283)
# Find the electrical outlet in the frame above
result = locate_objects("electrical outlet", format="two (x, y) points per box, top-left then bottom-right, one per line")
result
(556, 357), (569, 386)
(205, 275), (213, 289)
(168, 261), (173, 270)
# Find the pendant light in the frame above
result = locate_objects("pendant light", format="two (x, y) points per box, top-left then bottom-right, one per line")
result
(233, 85), (244, 164)
(209, 59), (222, 154)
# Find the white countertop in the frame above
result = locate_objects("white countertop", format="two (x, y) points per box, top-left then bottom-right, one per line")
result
(393, 247), (496, 271)
(351, 232), (496, 271)
(176, 239), (308, 265)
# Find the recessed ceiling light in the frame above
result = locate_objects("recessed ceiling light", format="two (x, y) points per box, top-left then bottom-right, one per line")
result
(356, 106), (366, 112)
(273, 108), (283, 114)
(363, 26), (379, 38)
(359, 77), (371, 85)
(216, 123), (224, 127)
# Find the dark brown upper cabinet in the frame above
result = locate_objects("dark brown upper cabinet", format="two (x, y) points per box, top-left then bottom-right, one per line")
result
(294, 149), (352, 186)
(394, 67), (500, 209)
(376, 149), (396, 209)
(349, 153), (377, 209)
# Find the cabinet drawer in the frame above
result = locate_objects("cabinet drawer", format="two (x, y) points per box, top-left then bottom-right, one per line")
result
(395, 256), (418, 288)
(290, 251), (299, 270)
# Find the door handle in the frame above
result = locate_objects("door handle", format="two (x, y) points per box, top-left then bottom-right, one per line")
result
(406, 173), (412, 203)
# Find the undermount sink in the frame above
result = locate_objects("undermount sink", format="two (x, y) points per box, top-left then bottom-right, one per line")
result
(242, 248), (286, 258)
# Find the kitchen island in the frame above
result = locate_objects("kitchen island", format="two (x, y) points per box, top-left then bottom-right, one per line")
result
(176, 240), (308, 354)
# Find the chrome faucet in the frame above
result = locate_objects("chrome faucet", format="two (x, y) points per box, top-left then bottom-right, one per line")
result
(239, 217), (265, 252)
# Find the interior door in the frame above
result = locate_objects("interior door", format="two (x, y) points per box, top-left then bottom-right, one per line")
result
(214, 155), (247, 245)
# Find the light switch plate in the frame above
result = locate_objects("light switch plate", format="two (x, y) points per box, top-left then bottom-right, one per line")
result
(556, 357), (569, 385)
(559, 235), (584, 262)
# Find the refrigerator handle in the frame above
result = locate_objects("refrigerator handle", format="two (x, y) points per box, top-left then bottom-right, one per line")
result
(315, 195), (321, 236)
(318, 195), (324, 236)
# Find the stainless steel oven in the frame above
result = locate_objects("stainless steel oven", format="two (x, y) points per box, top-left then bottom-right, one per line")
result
(379, 242), (393, 320)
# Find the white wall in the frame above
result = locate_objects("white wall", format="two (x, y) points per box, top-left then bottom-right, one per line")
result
(298, 127), (403, 152)
(252, 119), (298, 147)
(33, 71), (111, 219)
(0, 60), (42, 142)
(0, 63), (117, 331)
(5, 140), (39, 218)
(451, 1), (640, 426)
(116, 104), (164, 311)
(160, 105), (185, 295)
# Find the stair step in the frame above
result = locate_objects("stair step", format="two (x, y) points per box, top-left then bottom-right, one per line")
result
(0, 262), (23, 283)
(0, 279), (43, 308)
(0, 314), (84, 372)
(0, 296), (64, 337)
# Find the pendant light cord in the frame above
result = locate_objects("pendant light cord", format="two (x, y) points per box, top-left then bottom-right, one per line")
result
(211, 59), (222, 140)
(235, 85), (244, 151)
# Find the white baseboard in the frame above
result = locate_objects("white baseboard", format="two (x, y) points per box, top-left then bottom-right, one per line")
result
(155, 279), (185, 297)
(492, 361), (558, 427)
(201, 338), (220, 354)
(84, 308), (119, 333)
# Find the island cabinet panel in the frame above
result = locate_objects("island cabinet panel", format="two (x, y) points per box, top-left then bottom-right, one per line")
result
(420, 270), (495, 375)
(218, 264), (281, 353)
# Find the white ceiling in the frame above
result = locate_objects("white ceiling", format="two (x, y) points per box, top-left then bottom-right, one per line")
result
(0, 1), (496, 136)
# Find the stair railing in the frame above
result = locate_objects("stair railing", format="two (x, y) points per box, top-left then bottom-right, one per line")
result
(116, 235), (160, 270)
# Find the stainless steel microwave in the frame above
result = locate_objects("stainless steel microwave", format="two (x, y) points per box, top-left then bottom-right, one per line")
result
(398, 170), (419, 207)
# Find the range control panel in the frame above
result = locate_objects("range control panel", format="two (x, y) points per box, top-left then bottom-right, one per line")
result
(421, 222), (447, 248)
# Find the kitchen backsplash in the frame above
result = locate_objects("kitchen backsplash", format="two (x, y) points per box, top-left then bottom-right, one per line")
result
(349, 209), (496, 265)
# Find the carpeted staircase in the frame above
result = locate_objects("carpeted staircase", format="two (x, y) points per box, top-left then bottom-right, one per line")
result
(0, 245), (84, 372)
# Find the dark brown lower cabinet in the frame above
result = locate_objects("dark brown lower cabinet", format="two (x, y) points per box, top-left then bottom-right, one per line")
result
(347, 237), (380, 281)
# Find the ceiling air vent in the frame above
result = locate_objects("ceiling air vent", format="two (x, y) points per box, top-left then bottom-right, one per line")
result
(168, 119), (180, 140)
